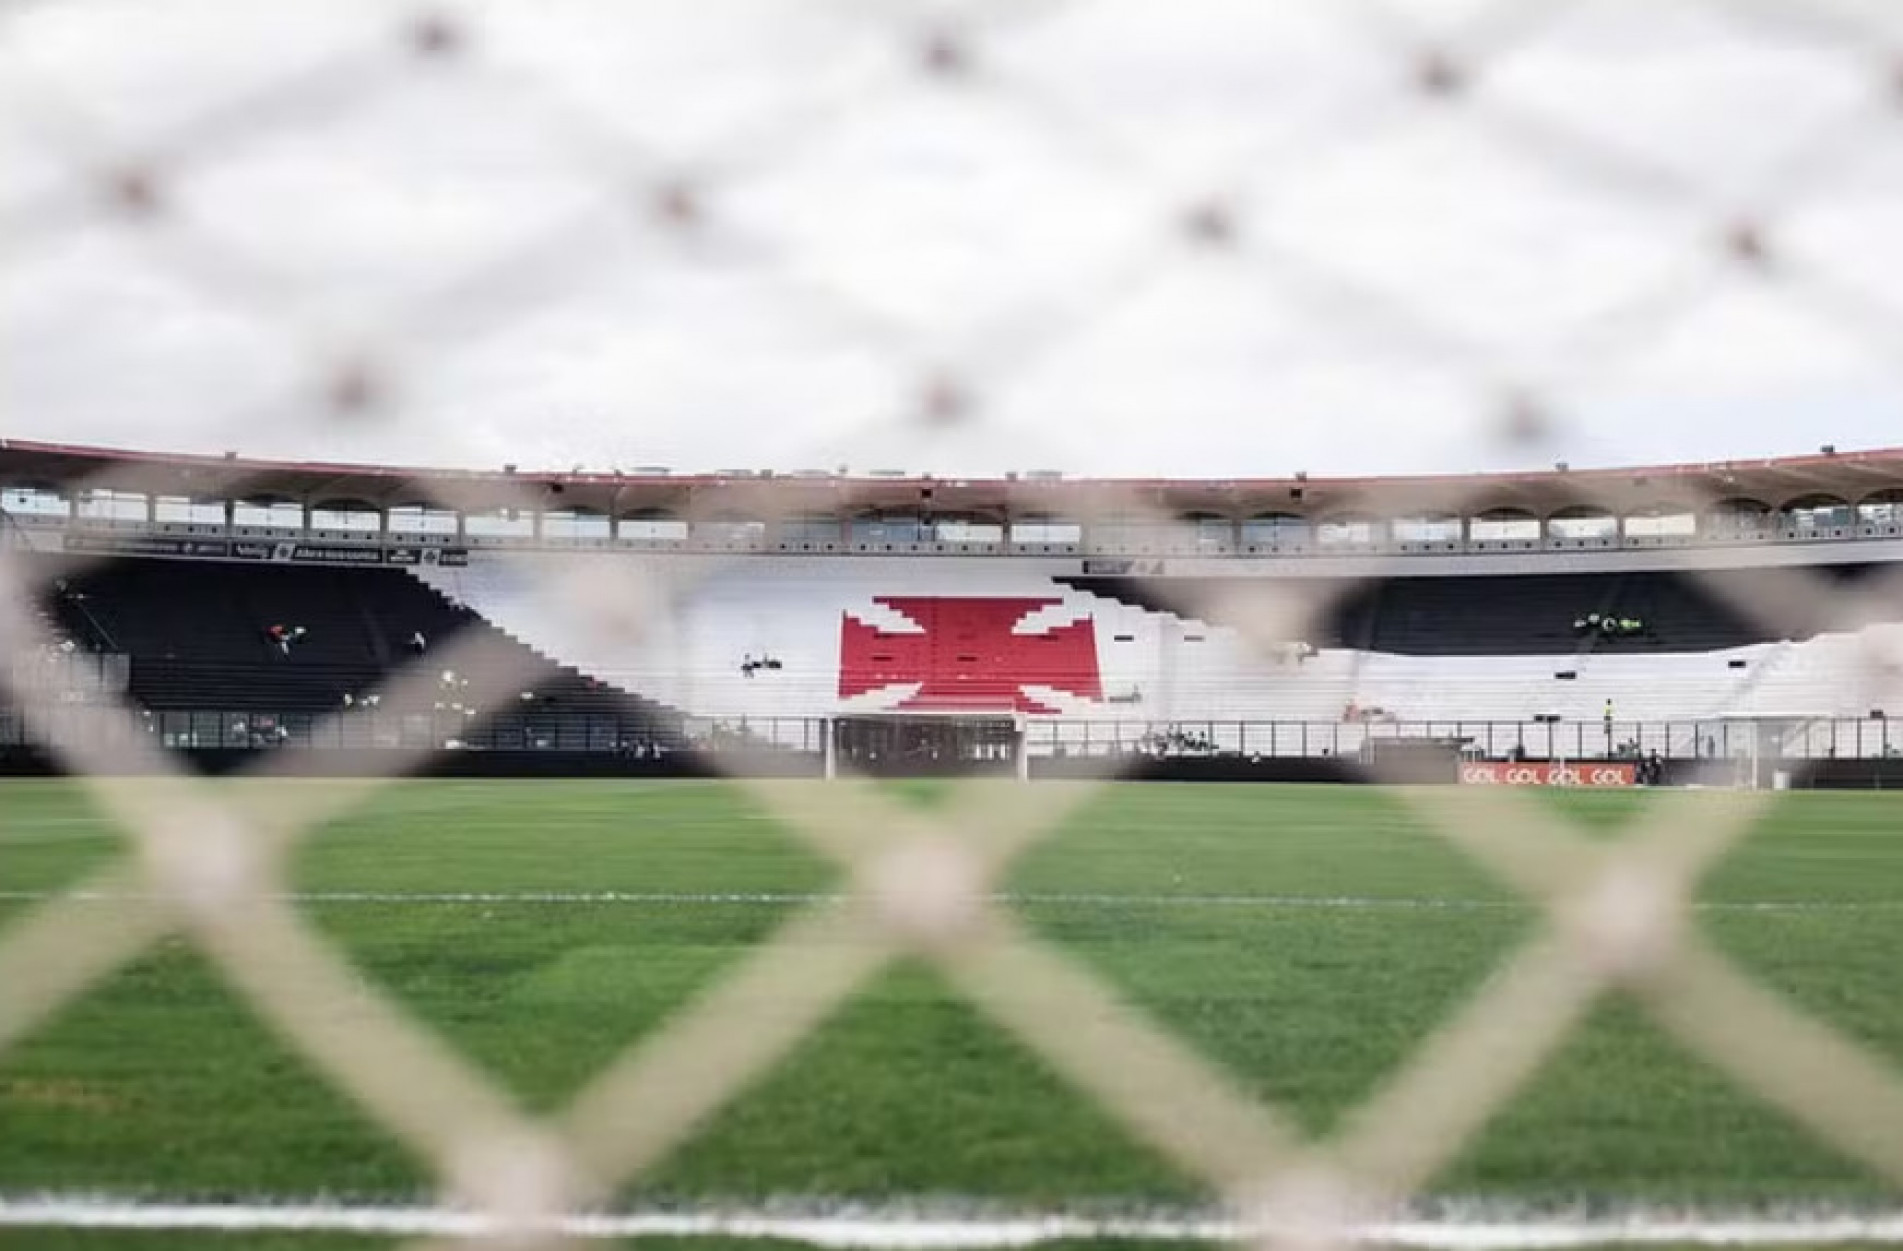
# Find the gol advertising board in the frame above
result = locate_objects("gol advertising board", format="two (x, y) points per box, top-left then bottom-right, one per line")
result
(1458, 761), (1637, 788)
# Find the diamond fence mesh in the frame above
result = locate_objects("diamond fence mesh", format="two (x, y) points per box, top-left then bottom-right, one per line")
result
(6, 1), (1903, 1246)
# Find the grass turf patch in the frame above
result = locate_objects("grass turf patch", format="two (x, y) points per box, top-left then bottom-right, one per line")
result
(0, 780), (1900, 1208)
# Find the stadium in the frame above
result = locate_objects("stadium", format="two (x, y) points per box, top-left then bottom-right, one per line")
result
(10, 438), (1903, 784)
(7, 4), (1903, 1251)
(9, 438), (1903, 1250)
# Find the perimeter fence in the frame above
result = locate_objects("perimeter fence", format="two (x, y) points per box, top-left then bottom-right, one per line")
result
(7, 1), (1903, 1246)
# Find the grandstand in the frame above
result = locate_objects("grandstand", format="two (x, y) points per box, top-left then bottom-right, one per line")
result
(6, 437), (1903, 785)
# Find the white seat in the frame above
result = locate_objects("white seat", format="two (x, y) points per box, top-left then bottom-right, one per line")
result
(412, 555), (1885, 733)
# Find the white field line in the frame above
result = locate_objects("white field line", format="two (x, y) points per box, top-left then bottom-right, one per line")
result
(0, 889), (1895, 913)
(6, 1198), (1903, 1247)
(0, 817), (116, 827)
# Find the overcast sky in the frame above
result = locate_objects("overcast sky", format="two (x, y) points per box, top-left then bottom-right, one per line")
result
(4, 0), (1903, 480)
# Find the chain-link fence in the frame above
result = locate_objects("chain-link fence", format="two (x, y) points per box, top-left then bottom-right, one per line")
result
(6, 1), (1903, 1246)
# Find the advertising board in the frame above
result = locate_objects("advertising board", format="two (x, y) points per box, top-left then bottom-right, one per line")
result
(1458, 761), (1637, 787)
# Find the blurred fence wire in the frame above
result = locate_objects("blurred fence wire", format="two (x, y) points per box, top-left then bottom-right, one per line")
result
(6, 1), (1903, 1247)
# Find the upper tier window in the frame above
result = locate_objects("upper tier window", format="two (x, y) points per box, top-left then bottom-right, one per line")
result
(464, 509), (534, 538)
(1010, 519), (1081, 544)
(1316, 518), (1377, 547)
(388, 505), (459, 535)
(619, 515), (688, 542)
(153, 496), (226, 525)
(1624, 511), (1695, 537)
(1547, 512), (1617, 540)
(1, 486), (70, 517)
(76, 489), (147, 522)
(1393, 516), (1460, 543)
(1469, 513), (1538, 542)
(310, 504), (382, 533)
(233, 500), (303, 529)
(930, 519), (1000, 543)
(541, 510), (611, 540)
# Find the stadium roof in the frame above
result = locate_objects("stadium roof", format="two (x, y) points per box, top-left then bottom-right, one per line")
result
(5, 438), (1903, 520)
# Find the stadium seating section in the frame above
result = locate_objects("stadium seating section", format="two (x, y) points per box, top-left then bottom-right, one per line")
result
(19, 553), (1902, 755)
(1060, 569), (1882, 656)
(34, 555), (682, 744)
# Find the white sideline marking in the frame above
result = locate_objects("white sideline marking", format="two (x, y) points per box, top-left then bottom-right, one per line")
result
(5, 1198), (1903, 1247)
(0, 889), (1894, 913)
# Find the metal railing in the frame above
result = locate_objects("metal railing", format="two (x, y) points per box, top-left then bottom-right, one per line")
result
(11, 508), (1903, 562)
(3, 708), (1896, 763)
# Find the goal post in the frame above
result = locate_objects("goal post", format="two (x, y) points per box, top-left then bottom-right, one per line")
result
(827, 713), (1025, 779)
(1704, 716), (1800, 790)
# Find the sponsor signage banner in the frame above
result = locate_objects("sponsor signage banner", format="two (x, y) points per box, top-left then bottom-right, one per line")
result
(63, 534), (232, 558)
(285, 543), (386, 565)
(74, 535), (475, 568)
(1081, 558), (1167, 576)
(1458, 761), (1637, 788)
(386, 546), (468, 566)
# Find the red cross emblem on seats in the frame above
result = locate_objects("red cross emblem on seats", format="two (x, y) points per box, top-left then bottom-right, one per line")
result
(838, 596), (1104, 714)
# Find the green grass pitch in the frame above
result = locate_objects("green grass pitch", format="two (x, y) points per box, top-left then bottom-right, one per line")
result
(2, 778), (1902, 1248)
